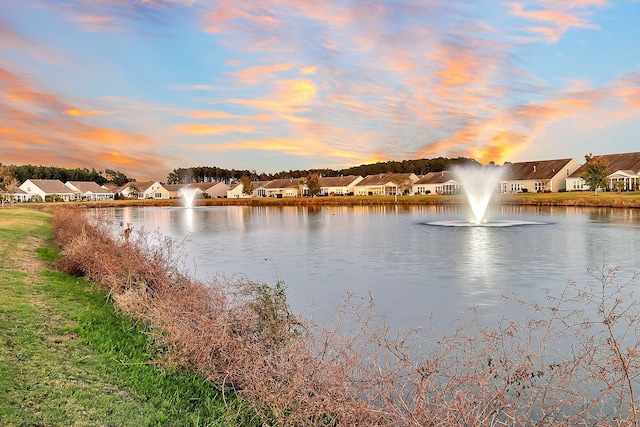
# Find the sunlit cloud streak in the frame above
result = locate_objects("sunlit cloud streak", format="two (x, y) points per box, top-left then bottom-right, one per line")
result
(0, 67), (166, 178)
(1, 0), (639, 180)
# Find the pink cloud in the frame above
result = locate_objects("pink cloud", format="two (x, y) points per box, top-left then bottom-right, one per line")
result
(507, 1), (604, 43)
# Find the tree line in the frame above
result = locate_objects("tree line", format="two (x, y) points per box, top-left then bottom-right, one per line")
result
(166, 157), (480, 184)
(0, 164), (134, 186)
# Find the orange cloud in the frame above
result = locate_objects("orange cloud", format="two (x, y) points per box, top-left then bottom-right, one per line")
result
(232, 63), (296, 83)
(614, 73), (640, 108)
(172, 122), (254, 135)
(0, 67), (167, 180)
(188, 110), (237, 119)
(230, 78), (317, 114)
(430, 49), (485, 88)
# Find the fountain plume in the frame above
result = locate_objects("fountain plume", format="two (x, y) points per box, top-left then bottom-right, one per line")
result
(455, 166), (503, 223)
(178, 187), (202, 208)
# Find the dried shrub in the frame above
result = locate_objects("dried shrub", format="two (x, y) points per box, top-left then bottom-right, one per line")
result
(51, 207), (640, 426)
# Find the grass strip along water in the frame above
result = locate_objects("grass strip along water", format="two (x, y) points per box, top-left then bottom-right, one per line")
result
(5, 205), (640, 426)
(0, 207), (254, 426)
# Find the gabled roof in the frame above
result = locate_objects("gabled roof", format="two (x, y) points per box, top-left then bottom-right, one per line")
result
(263, 178), (303, 189)
(569, 152), (640, 178)
(118, 181), (157, 193)
(24, 179), (75, 194)
(318, 175), (361, 187)
(414, 171), (458, 185)
(66, 181), (114, 194)
(356, 173), (416, 186)
(502, 159), (574, 180)
(186, 182), (224, 191)
(252, 180), (273, 189)
(162, 184), (186, 192)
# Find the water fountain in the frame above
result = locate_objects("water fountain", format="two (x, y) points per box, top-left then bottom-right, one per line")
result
(178, 187), (202, 208)
(428, 165), (543, 227)
(457, 166), (504, 224)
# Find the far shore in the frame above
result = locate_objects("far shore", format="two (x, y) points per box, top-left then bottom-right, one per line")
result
(15, 190), (640, 209)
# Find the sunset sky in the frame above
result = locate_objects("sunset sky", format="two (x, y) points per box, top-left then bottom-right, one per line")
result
(2, 1), (640, 181)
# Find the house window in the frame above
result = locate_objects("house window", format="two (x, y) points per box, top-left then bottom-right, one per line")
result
(534, 182), (544, 192)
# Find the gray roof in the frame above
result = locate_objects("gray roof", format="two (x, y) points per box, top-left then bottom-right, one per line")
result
(414, 171), (458, 185)
(318, 175), (361, 187)
(67, 181), (114, 194)
(26, 179), (75, 194)
(569, 152), (640, 178)
(502, 159), (574, 180)
(357, 173), (415, 186)
(118, 181), (157, 193)
(263, 178), (303, 189)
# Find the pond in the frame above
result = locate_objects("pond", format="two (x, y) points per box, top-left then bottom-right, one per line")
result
(90, 204), (640, 333)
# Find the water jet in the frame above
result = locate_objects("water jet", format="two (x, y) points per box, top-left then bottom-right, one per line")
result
(427, 166), (544, 227)
(178, 186), (202, 208)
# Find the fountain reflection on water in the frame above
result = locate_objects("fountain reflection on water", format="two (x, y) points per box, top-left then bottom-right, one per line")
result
(428, 165), (544, 227)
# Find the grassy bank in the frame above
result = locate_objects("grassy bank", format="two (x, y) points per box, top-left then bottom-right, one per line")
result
(7, 205), (640, 425)
(47, 205), (640, 426)
(0, 207), (252, 426)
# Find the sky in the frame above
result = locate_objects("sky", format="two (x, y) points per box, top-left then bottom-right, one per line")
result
(2, 0), (640, 181)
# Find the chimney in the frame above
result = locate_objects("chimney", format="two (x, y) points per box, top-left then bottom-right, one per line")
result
(533, 165), (536, 173)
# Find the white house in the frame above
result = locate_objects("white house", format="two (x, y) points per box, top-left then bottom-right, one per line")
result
(186, 182), (230, 198)
(19, 179), (77, 202)
(262, 178), (305, 197)
(413, 171), (460, 195)
(354, 173), (419, 196)
(65, 181), (115, 201)
(317, 175), (363, 196)
(500, 159), (580, 193)
(118, 181), (165, 199)
(2, 187), (28, 203)
(567, 152), (640, 191)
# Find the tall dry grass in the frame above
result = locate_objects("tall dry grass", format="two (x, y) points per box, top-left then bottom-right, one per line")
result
(52, 207), (640, 426)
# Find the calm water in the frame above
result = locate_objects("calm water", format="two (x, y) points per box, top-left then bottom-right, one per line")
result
(90, 204), (640, 332)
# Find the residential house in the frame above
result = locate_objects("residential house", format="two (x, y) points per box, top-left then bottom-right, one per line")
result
(566, 152), (640, 191)
(317, 175), (363, 196)
(19, 179), (77, 202)
(186, 182), (230, 198)
(251, 180), (273, 198)
(228, 180), (272, 198)
(65, 181), (115, 201)
(118, 181), (166, 199)
(3, 187), (28, 203)
(413, 171), (460, 195)
(162, 184), (186, 199)
(262, 178), (305, 197)
(353, 173), (419, 196)
(500, 159), (580, 193)
(227, 182), (245, 198)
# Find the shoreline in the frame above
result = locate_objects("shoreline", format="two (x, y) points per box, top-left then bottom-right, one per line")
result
(18, 190), (640, 209)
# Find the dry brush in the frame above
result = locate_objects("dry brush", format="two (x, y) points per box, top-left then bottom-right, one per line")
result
(51, 207), (640, 426)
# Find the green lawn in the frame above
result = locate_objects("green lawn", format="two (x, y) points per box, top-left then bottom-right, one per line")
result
(0, 207), (254, 426)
